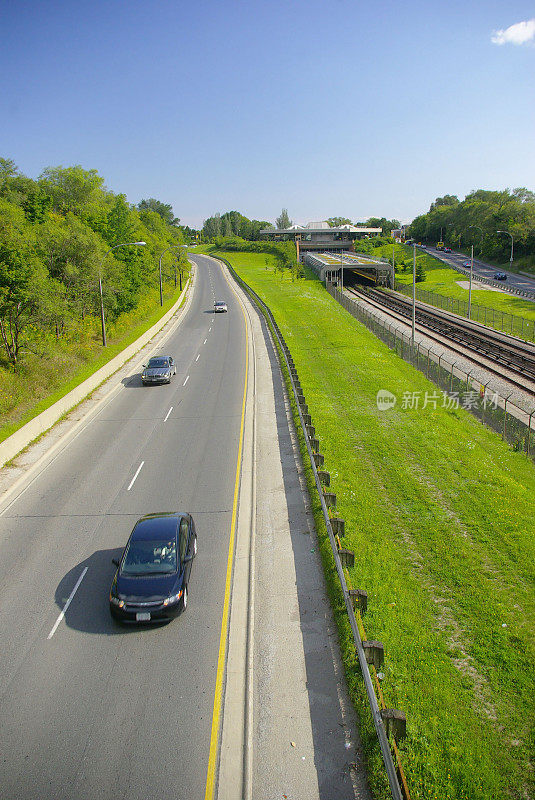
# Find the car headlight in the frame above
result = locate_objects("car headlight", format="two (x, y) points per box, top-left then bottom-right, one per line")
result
(110, 594), (126, 608)
(163, 590), (183, 607)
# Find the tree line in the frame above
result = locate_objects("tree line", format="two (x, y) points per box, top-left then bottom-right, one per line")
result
(0, 158), (188, 367)
(409, 189), (535, 264)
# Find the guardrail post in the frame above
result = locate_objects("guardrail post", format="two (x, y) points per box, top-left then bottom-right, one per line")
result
(348, 587), (367, 613)
(306, 424), (316, 439)
(338, 548), (355, 569)
(380, 709), (407, 741)
(318, 470), (330, 486)
(313, 452), (324, 467)
(323, 491), (336, 508)
(311, 437), (320, 452)
(330, 516), (344, 536)
(362, 640), (384, 668)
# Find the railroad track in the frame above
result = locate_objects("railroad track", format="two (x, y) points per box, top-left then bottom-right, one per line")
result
(347, 286), (535, 388)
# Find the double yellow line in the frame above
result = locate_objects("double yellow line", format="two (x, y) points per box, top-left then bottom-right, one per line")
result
(204, 264), (249, 800)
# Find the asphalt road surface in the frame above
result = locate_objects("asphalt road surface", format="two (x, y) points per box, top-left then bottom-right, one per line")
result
(0, 255), (246, 800)
(418, 244), (535, 296)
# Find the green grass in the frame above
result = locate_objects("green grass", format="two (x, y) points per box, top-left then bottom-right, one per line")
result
(216, 249), (535, 800)
(0, 273), (189, 445)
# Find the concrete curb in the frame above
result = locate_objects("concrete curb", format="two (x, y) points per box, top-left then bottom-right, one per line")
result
(0, 270), (194, 470)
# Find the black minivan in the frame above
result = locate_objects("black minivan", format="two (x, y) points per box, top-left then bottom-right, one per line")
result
(110, 513), (197, 623)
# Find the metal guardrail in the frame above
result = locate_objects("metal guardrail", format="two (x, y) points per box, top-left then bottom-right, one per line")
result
(219, 256), (408, 800)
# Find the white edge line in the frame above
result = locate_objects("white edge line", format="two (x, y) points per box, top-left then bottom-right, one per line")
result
(183, 375), (189, 386)
(127, 461), (144, 491)
(204, 339), (207, 344)
(195, 354), (200, 362)
(47, 567), (88, 640)
(164, 406), (173, 422)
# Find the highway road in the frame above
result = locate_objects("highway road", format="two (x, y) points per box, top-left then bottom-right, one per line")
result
(418, 244), (535, 296)
(0, 255), (247, 799)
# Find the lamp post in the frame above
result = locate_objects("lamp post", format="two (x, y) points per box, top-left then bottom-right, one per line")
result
(467, 225), (483, 320)
(496, 230), (514, 271)
(98, 241), (146, 346)
(412, 244), (416, 349)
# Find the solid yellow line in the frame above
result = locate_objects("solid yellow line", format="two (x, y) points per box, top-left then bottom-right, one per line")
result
(204, 275), (249, 800)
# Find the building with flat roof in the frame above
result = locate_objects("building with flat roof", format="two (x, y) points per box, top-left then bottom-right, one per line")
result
(260, 221), (382, 259)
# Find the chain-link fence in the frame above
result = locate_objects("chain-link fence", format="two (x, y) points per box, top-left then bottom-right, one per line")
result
(394, 282), (535, 342)
(327, 282), (535, 460)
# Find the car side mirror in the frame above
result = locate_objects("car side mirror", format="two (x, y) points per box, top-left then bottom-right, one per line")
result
(112, 558), (120, 567)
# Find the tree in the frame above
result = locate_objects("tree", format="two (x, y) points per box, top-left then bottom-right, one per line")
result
(276, 208), (293, 229)
(327, 217), (351, 227)
(415, 260), (426, 282)
(365, 217), (401, 234)
(137, 198), (179, 226)
(0, 200), (55, 366)
(39, 165), (106, 213)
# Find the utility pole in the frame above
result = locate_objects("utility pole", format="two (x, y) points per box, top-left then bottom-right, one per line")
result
(412, 244), (416, 350)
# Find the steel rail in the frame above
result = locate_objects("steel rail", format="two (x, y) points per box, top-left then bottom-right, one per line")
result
(219, 258), (406, 800)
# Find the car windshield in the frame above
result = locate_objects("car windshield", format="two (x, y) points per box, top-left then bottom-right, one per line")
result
(148, 358), (169, 368)
(215, 302), (225, 306)
(121, 538), (177, 575)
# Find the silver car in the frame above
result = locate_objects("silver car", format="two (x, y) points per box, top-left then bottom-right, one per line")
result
(214, 301), (228, 313)
(141, 356), (177, 385)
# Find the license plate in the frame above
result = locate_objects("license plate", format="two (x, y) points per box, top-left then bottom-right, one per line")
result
(136, 612), (151, 621)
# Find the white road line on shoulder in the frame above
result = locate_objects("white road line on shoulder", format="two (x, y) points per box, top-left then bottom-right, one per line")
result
(195, 354), (200, 362)
(183, 375), (189, 386)
(204, 339), (207, 345)
(127, 461), (144, 491)
(47, 567), (88, 640)
(164, 407), (173, 422)
(209, 327), (212, 332)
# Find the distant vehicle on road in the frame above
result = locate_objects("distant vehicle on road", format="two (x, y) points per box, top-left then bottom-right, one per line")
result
(463, 261), (472, 268)
(141, 355), (176, 385)
(443, 247), (452, 253)
(110, 513), (197, 623)
(214, 301), (228, 313)
(494, 272), (507, 281)
(436, 241), (445, 251)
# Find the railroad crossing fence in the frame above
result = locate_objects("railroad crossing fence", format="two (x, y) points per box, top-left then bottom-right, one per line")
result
(394, 282), (535, 343)
(327, 282), (535, 461)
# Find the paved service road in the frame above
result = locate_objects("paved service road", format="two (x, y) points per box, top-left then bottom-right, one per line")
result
(0, 255), (246, 800)
(418, 244), (535, 297)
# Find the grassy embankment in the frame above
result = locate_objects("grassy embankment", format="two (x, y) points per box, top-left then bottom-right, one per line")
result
(374, 243), (535, 332)
(0, 272), (189, 445)
(215, 248), (535, 800)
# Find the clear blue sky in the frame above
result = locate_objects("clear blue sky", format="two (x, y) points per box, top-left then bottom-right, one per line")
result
(2, 0), (534, 227)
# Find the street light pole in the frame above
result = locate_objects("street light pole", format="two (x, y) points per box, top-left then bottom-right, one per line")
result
(496, 230), (514, 271)
(412, 244), (416, 349)
(468, 225), (483, 320)
(97, 241), (146, 346)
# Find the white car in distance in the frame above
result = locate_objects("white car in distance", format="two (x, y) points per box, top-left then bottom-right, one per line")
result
(214, 301), (228, 313)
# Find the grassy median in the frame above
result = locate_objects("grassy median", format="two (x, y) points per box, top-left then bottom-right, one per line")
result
(216, 248), (535, 800)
